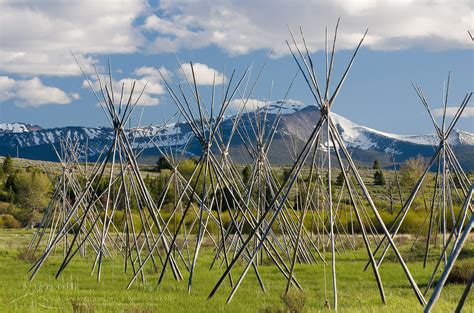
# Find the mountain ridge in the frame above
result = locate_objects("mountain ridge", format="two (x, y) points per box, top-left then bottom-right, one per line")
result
(1, 104), (473, 169)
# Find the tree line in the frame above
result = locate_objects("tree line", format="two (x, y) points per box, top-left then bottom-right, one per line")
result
(0, 154), (433, 229)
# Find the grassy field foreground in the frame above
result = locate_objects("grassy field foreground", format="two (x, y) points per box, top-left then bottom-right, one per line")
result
(0, 229), (472, 312)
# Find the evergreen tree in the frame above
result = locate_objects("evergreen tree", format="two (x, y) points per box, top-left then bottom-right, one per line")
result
(372, 159), (381, 170)
(373, 170), (386, 186)
(242, 165), (252, 186)
(216, 187), (234, 212)
(281, 167), (292, 183)
(155, 156), (172, 172)
(2, 155), (13, 174)
(4, 174), (16, 192)
(335, 171), (345, 186)
(265, 184), (273, 209)
(4, 174), (16, 202)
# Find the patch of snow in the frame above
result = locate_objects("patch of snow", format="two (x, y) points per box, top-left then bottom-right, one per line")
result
(0, 122), (29, 133)
(254, 99), (305, 116)
(46, 132), (55, 143)
(33, 133), (40, 145)
(331, 113), (440, 147)
(455, 130), (474, 146)
(330, 113), (377, 149)
(84, 128), (100, 139)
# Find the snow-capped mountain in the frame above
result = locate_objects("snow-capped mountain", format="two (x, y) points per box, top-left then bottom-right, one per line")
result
(1, 104), (473, 169)
(330, 113), (474, 148)
(0, 122), (42, 134)
(0, 124), (193, 159)
(266, 105), (474, 168)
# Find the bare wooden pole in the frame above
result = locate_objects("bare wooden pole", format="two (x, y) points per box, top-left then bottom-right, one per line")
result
(329, 118), (426, 306)
(424, 185), (473, 312)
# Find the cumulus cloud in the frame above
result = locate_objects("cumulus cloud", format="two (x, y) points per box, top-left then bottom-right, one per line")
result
(179, 63), (227, 85)
(0, 0), (146, 76)
(147, 0), (473, 56)
(134, 66), (173, 82)
(2, 0), (472, 79)
(0, 76), (77, 107)
(433, 106), (474, 118)
(144, 14), (212, 53)
(82, 66), (171, 106)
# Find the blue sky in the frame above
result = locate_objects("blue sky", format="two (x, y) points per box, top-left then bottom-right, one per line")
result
(0, 0), (473, 134)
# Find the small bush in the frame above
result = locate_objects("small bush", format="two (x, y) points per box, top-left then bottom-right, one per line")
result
(0, 190), (12, 202)
(281, 291), (306, 313)
(260, 291), (307, 313)
(220, 211), (232, 230)
(397, 212), (424, 234)
(0, 214), (21, 228)
(400, 155), (426, 188)
(17, 249), (36, 263)
(70, 298), (94, 313)
(446, 260), (474, 284)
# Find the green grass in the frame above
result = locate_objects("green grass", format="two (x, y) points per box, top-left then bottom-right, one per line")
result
(0, 229), (472, 312)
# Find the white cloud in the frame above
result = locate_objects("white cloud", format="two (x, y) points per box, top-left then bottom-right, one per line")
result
(0, 0), (146, 76)
(0, 76), (76, 107)
(433, 106), (474, 118)
(70, 93), (81, 100)
(82, 66), (171, 106)
(179, 63), (226, 85)
(134, 66), (160, 78)
(1, 52), (99, 77)
(134, 66), (173, 83)
(1, 0), (472, 79)
(147, 0), (473, 56)
(0, 76), (16, 101)
(83, 78), (160, 106)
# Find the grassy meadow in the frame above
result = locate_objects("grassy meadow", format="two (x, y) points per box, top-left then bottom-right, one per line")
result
(0, 156), (472, 312)
(0, 229), (472, 312)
